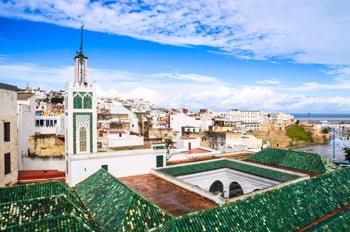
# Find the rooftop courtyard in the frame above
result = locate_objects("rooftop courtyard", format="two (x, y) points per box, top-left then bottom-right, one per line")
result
(155, 158), (306, 201)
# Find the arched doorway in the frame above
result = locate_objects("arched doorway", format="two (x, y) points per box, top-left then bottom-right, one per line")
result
(229, 181), (244, 198)
(209, 180), (224, 195)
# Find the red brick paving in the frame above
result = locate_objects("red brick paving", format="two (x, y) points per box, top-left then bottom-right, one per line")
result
(18, 170), (65, 183)
(120, 174), (216, 216)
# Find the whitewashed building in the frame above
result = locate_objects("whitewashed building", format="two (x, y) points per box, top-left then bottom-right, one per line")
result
(0, 83), (18, 186)
(35, 115), (64, 136)
(170, 112), (202, 134)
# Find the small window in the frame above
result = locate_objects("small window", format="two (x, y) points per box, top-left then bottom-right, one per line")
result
(4, 153), (11, 175)
(119, 133), (122, 137)
(4, 122), (10, 142)
(156, 155), (164, 168)
(101, 165), (108, 171)
(36, 120), (40, 127)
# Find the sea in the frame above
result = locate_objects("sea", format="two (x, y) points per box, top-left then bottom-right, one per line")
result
(291, 113), (350, 161)
(292, 113), (350, 121)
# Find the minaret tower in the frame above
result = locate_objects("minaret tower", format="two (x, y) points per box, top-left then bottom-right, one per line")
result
(65, 25), (97, 184)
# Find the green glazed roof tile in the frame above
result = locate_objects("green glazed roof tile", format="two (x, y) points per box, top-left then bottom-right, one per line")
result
(75, 169), (172, 232)
(248, 148), (339, 174)
(154, 167), (350, 232)
(159, 159), (299, 182)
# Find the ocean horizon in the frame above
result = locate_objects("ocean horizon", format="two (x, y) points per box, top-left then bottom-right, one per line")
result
(292, 113), (350, 121)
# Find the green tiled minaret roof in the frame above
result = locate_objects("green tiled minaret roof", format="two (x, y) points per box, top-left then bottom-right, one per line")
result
(75, 169), (172, 231)
(248, 148), (339, 174)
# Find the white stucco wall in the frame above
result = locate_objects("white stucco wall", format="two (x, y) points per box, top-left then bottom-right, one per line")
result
(21, 156), (65, 171)
(107, 133), (144, 147)
(178, 168), (280, 198)
(176, 137), (201, 150)
(170, 113), (201, 133)
(17, 97), (36, 169)
(0, 86), (18, 186)
(66, 150), (166, 186)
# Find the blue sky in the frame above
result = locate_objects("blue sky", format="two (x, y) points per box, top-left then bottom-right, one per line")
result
(1, 0), (350, 113)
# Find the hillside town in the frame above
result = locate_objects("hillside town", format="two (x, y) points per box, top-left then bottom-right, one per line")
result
(1, 19), (350, 232)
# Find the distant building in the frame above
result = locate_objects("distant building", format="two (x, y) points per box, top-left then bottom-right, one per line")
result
(0, 83), (18, 186)
(34, 115), (64, 136)
(170, 112), (201, 134)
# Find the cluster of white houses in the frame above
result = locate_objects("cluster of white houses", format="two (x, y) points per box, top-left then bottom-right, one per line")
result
(0, 27), (295, 187)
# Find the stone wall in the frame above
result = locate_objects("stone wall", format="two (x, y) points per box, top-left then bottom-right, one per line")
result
(28, 135), (64, 157)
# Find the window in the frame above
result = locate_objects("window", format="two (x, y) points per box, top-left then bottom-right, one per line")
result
(80, 127), (87, 152)
(156, 155), (164, 168)
(36, 120), (39, 127)
(119, 133), (122, 138)
(4, 122), (10, 142)
(101, 165), (108, 171)
(4, 153), (11, 175)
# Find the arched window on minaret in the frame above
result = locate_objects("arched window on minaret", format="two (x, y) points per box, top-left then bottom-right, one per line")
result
(80, 127), (87, 152)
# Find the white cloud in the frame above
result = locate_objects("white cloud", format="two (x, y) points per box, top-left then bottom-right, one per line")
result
(256, 78), (281, 85)
(3, 61), (349, 112)
(1, 0), (350, 65)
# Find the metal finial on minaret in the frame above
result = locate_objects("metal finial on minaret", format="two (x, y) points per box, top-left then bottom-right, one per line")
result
(75, 24), (88, 84)
(80, 24), (84, 53)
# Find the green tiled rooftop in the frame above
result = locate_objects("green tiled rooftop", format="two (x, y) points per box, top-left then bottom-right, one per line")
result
(75, 169), (172, 232)
(248, 148), (339, 174)
(305, 207), (350, 232)
(154, 167), (350, 232)
(0, 181), (95, 231)
(159, 159), (300, 182)
(1, 166), (348, 231)
(0, 181), (76, 204)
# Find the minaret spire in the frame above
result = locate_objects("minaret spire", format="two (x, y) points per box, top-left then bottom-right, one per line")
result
(74, 24), (88, 84)
(80, 24), (84, 54)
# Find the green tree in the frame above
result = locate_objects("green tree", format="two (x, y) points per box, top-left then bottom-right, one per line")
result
(343, 147), (350, 162)
(164, 138), (174, 149)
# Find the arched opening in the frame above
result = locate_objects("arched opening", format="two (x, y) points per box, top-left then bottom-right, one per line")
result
(229, 181), (244, 198)
(83, 94), (92, 109)
(73, 94), (82, 109)
(80, 127), (87, 152)
(209, 180), (224, 195)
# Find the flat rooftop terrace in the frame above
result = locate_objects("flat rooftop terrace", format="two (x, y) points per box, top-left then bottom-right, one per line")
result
(119, 174), (216, 216)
